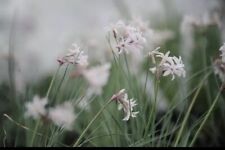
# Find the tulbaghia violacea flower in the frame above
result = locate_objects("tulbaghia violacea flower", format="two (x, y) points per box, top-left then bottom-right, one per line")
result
(148, 47), (162, 64)
(111, 89), (139, 121)
(48, 102), (76, 130)
(149, 48), (186, 80)
(57, 43), (88, 68)
(107, 21), (146, 54)
(25, 95), (48, 119)
(219, 43), (225, 63)
(161, 56), (186, 80)
(82, 63), (111, 95)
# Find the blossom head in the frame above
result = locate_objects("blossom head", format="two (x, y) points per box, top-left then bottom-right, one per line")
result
(111, 89), (139, 121)
(107, 21), (146, 55)
(48, 102), (76, 130)
(82, 63), (111, 95)
(25, 95), (48, 120)
(149, 48), (186, 80)
(57, 43), (88, 68)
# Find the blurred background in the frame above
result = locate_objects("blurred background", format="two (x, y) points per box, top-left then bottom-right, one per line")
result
(0, 0), (224, 88)
(1, 0), (225, 147)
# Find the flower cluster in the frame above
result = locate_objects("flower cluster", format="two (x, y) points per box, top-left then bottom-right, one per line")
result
(25, 95), (48, 119)
(57, 43), (88, 68)
(111, 89), (139, 121)
(82, 63), (111, 95)
(25, 95), (76, 130)
(107, 21), (146, 55)
(48, 102), (76, 130)
(148, 47), (186, 80)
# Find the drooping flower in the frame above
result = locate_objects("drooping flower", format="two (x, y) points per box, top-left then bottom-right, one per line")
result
(148, 48), (186, 80)
(111, 89), (139, 121)
(48, 102), (76, 130)
(57, 43), (88, 68)
(219, 43), (225, 63)
(82, 63), (111, 95)
(107, 21), (146, 55)
(25, 95), (48, 119)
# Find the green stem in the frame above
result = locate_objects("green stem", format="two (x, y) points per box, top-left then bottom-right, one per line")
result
(30, 66), (60, 146)
(143, 59), (150, 100)
(144, 76), (159, 138)
(174, 72), (211, 147)
(30, 120), (41, 146)
(73, 99), (112, 147)
(53, 64), (69, 103)
(46, 66), (60, 98)
(189, 90), (221, 146)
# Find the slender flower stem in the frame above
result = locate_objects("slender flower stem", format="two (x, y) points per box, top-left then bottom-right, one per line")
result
(144, 75), (159, 138)
(174, 72), (211, 147)
(143, 59), (150, 100)
(30, 65), (60, 146)
(46, 66), (61, 98)
(150, 78), (160, 142)
(30, 119), (41, 146)
(189, 89), (221, 146)
(73, 99), (112, 147)
(53, 64), (69, 103)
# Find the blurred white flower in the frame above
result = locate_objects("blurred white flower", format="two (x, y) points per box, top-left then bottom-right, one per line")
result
(111, 89), (139, 121)
(77, 89), (94, 111)
(49, 102), (76, 130)
(107, 21), (146, 55)
(25, 95), (48, 119)
(131, 17), (151, 34)
(57, 43), (88, 68)
(161, 56), (186, 80)
(219, 43), (225, 63)
(149, 48), (186, 80)
(82, 63), (111, 95)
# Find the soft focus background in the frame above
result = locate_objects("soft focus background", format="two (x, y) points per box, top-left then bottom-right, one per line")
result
(0, 0), (223, 86)
(1, 0), (225, 147)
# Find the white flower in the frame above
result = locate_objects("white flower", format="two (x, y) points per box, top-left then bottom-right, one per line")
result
(131, 17), (150, 33)
(149, 48), (186, 80)
(107, 21), (146, 55)
(111, 89), (139, 121)
(161, 56), (186, 80)
(219, 43), (225, 63)
(25, 95), (48, 119)
(48, 102), (76, 130)
(148, 47), (162, 64)
(57, 43), (88, 68)
(82, 63), (111, 95)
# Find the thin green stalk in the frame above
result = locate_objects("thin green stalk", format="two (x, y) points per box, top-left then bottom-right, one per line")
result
(144, 76), (159, 138)
(174, 72), (211, 147)
(46, 66), (61, 98)
(143, 59), (150, 100)
(73, 99), (112, 147)
(30, 66), (60, 146)
(189, 90), (221, 146)
(29, 120), (41, 146)
(53, 64), (69, 103)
